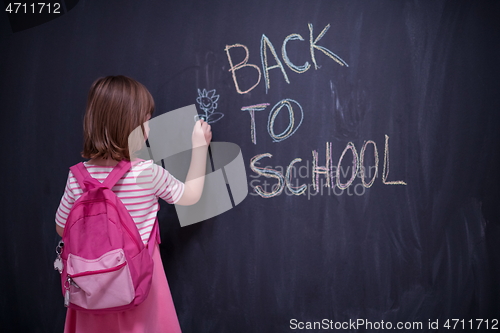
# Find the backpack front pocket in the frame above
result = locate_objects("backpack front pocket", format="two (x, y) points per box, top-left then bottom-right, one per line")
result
(66, 248), (135, 309)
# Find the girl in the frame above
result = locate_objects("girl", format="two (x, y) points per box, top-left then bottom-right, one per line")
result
(55, 75), (211, 332)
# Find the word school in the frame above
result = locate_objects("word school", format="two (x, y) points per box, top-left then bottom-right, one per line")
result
(250, 135), (406, 199)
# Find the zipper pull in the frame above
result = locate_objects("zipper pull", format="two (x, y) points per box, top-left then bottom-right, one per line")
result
(64, 275), (80, 307)
(64, 276), (71, 307)
(64, 289), (70, 307)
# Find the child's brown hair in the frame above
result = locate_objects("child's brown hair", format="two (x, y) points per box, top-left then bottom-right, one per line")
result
(81, 75), (154, 161)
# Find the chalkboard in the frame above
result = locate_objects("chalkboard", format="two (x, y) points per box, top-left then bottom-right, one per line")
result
(1, 0), (499, 332)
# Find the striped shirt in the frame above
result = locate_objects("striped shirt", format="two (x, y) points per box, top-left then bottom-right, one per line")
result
(55, 160), (185, 244)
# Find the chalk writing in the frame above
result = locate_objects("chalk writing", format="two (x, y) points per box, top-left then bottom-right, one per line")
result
(359, 140), (379, 188)
(242, 99), (304, 143)
(224, 22), (406, 199)
(286, 158), (307, 195)
(225, 23), (348, 94)
(224, 44), (262, 94)
(336, 142), (359, 190)
(195, 88), (223, 124)
(383, 135), (407, 185)
(249, 136), (406, 198)
(268, 99), (304, 142)
(261, 34), (290, 93)
(250, 153), (285, 198)
(282, 34), (311, 74)
(241, 103), (270, 144)
(308, 23), (348, 69)
(312, 142), (333, 192)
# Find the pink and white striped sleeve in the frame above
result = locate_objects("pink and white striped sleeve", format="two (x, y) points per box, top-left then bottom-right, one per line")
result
(151, 163), (185, 204)
(55, 171), (76, 228)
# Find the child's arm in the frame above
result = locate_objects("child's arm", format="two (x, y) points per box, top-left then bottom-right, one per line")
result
(55, 172), (76, 237)
(56, 224), (64, 237)
(175, 119), (212, 206)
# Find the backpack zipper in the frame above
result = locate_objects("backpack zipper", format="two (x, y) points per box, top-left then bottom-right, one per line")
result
(69, 261), (127, 279)
(64, 276), (79, 307)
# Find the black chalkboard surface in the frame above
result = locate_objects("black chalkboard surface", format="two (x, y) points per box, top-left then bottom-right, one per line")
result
(1, 1), (499, 332)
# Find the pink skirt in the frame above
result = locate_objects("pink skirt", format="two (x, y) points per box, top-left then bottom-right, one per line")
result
(64, 243), (182, 333)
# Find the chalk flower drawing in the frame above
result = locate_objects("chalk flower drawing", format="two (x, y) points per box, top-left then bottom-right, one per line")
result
(195, 88), (224, 124)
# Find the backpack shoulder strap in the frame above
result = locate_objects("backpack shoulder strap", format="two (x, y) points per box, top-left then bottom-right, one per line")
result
(70, 160), (131, 192)
(69, 162), (98, 192)
(102, 160), (132, 190)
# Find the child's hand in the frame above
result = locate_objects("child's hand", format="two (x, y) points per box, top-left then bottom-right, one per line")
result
(192, 119), (212, 148)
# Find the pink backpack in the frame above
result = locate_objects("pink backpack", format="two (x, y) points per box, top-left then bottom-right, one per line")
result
(57, 160), (159, 313)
